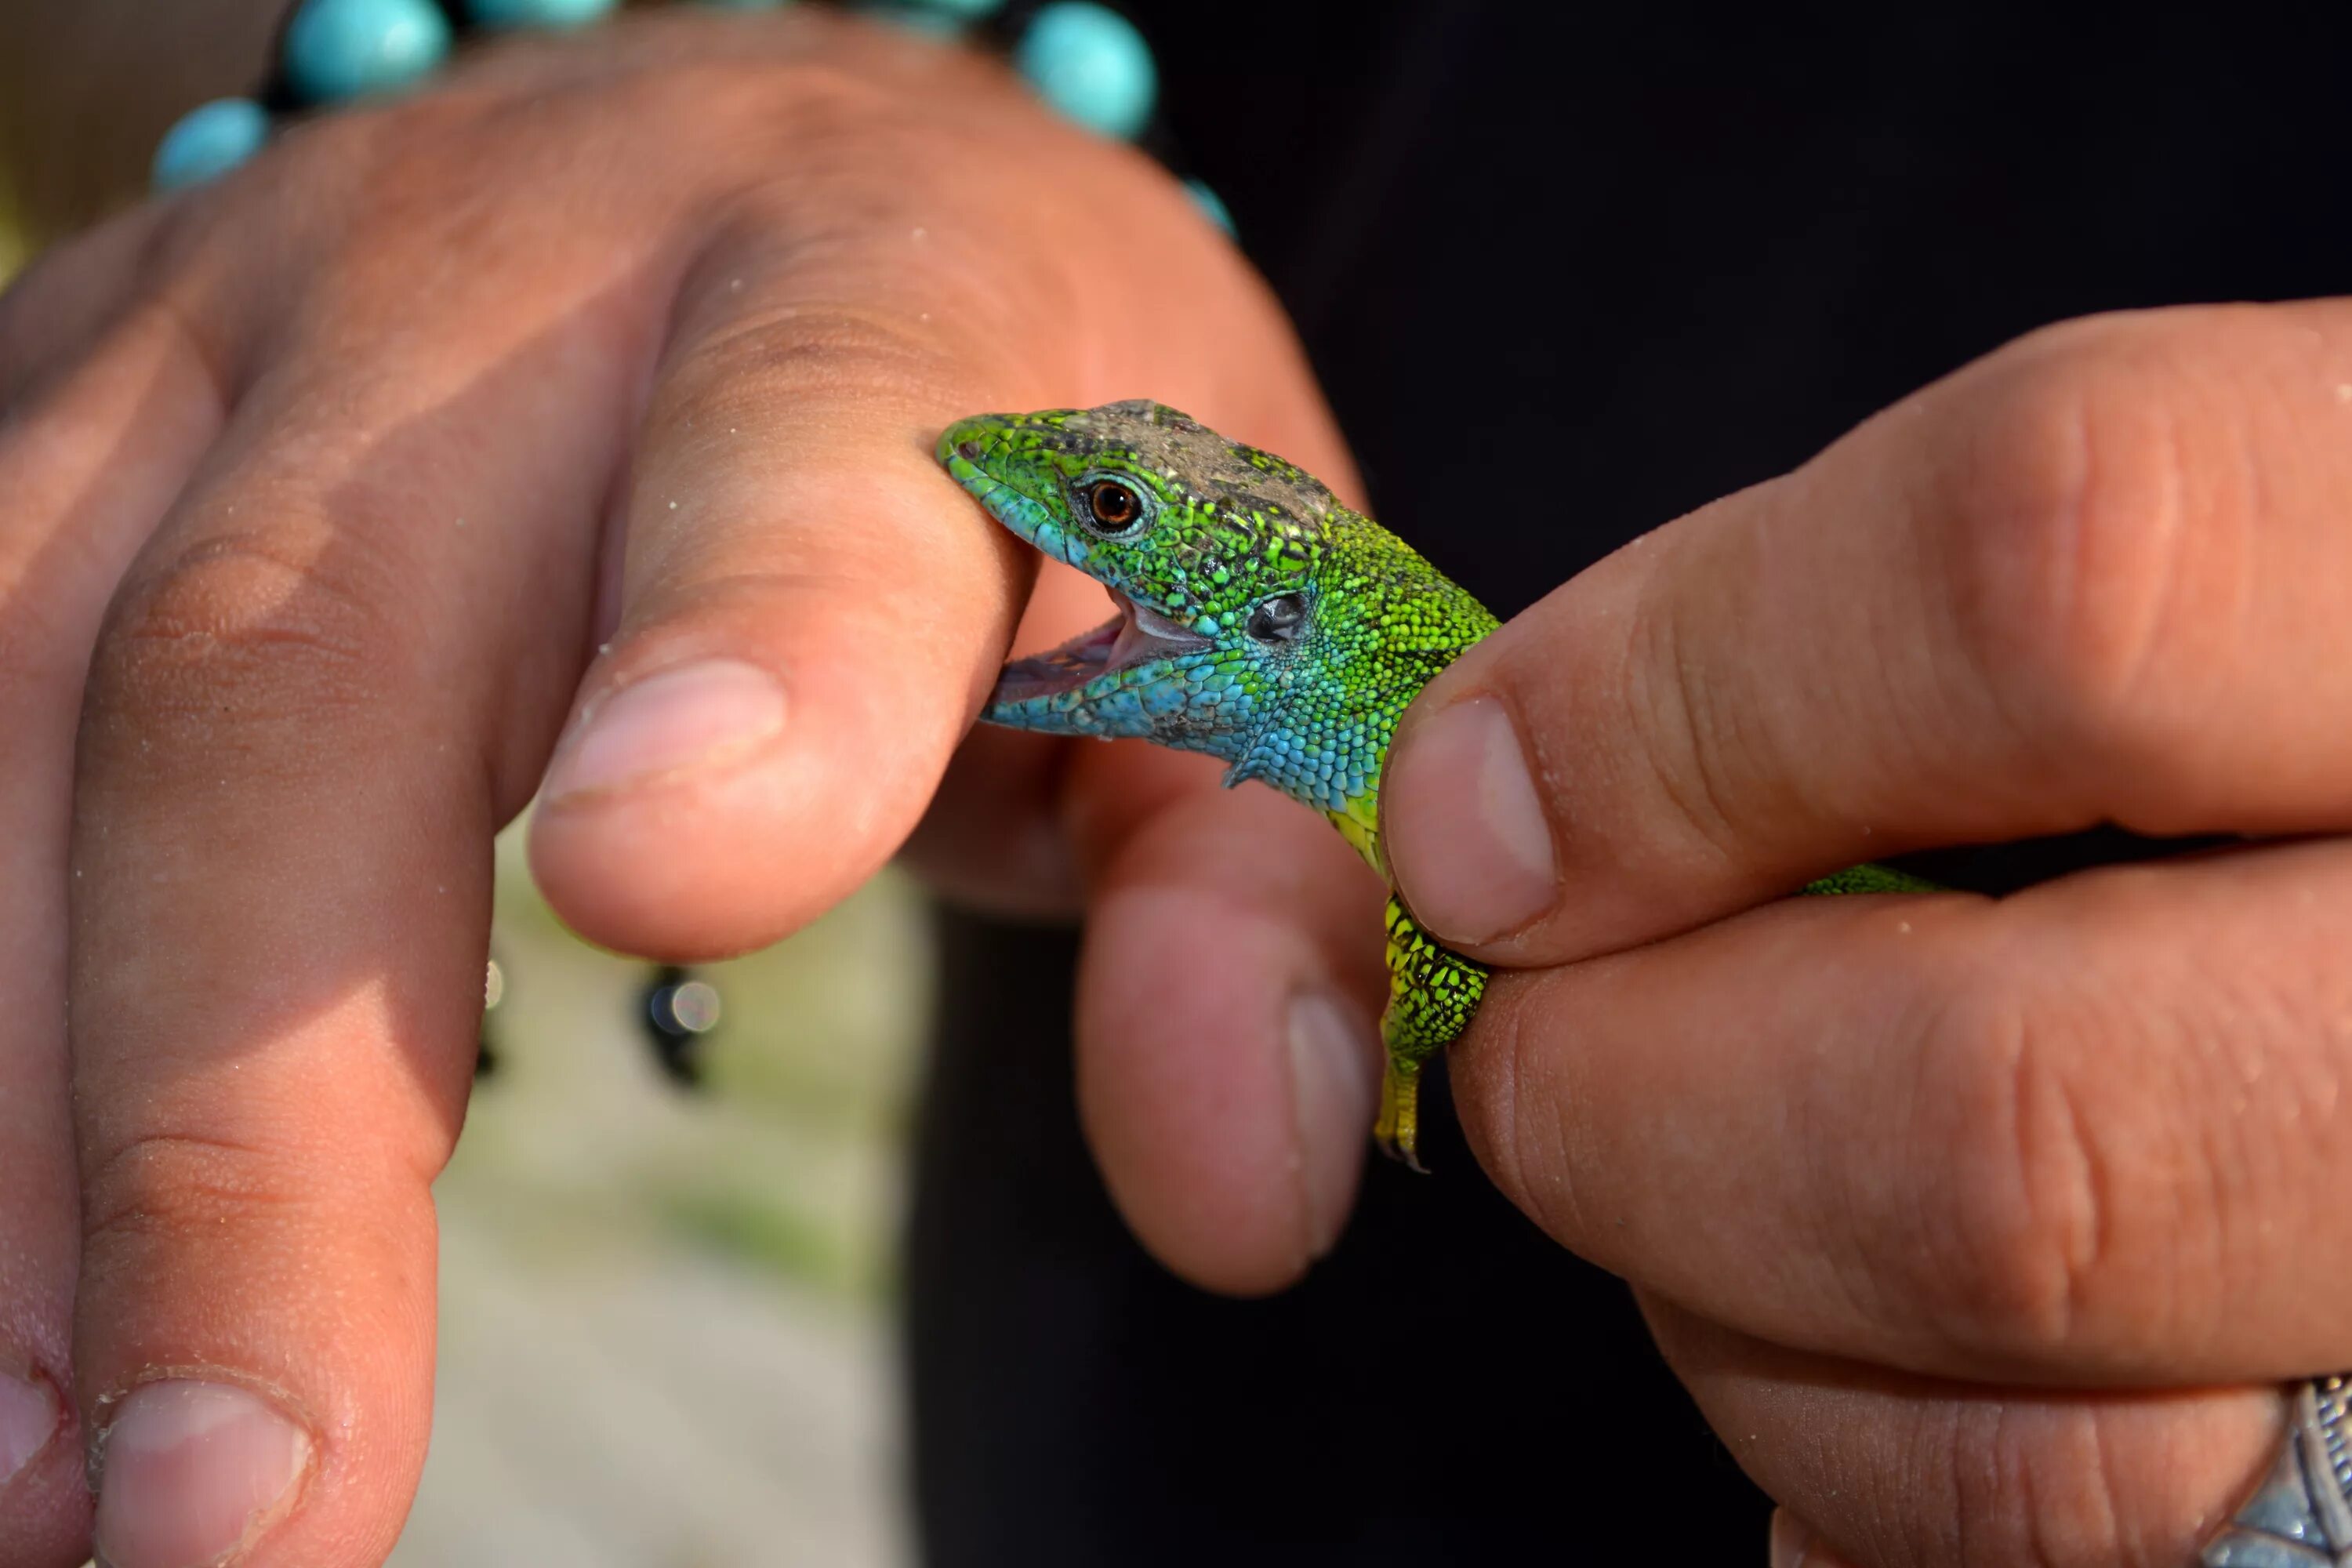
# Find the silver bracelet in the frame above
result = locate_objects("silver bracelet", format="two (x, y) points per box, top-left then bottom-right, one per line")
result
(2202, 1375), (2352, 1566)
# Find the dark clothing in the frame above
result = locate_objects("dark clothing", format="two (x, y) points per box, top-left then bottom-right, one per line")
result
(906, 6), (2352, 1560)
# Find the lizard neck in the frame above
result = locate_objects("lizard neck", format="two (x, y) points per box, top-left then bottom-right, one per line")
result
(1236, 515), (1499, 881)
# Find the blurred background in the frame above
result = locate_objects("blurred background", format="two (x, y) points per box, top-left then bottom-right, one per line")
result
(392, 829), (929, 1567)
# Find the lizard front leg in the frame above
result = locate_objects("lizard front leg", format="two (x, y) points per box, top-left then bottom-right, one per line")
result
(1376, 898), (1489, 1173)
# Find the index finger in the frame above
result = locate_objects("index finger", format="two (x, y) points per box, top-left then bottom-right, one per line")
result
(525, 51), (1342, 956)
(1381, 300), (2352, 964)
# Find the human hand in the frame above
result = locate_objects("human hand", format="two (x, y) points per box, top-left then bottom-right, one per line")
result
(0, 11), (1345, 1564)
(1370, 303), (2352, 1563)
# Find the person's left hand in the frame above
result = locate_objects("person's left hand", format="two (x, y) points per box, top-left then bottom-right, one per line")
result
(0, 14), (1357, 1563)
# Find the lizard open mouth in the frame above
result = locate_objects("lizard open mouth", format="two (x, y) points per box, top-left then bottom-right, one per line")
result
(990, 587), (1214, 707)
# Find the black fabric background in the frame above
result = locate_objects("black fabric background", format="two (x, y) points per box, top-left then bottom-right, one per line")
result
(905, 5), (2352, 1560)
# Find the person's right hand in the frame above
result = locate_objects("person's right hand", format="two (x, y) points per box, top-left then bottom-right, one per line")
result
(1373, 301), (2352, 1564)
(0, 13), (1354, 1564)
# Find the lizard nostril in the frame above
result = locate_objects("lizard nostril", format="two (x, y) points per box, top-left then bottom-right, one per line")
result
(957, 441), (983, 461)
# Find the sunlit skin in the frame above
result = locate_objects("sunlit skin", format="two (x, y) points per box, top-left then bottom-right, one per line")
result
(2, 3), (2349, 1561)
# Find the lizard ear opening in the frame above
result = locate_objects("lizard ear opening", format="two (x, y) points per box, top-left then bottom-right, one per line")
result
(1247, 593), (1309, 643)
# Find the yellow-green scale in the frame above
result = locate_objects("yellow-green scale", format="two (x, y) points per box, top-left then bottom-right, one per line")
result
(1282, 512), (1499, 1172)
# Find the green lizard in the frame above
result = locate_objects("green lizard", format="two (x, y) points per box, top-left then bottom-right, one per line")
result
(939, 401), (1927, 1171)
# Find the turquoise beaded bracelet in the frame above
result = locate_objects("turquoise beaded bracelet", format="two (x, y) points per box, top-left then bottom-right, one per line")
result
(151, 0), (1230, 236)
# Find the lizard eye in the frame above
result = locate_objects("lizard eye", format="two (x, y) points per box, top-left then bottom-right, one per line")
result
(1081, 479), (1145, 534)
(1247, 593), (1308, 643)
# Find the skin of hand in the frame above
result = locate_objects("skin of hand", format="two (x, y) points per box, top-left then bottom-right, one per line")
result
(1370, 302), (2352, 1565)
(0, 11), (1376, 1565)
(31, 13), (2325, 1567)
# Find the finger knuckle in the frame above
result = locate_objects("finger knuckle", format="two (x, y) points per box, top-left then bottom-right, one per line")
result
(649, 56), (896, 144)
(1621, 586), (1767, 869)
(78, 1129), (306, 1265)
(1897, 973), (2117, 1360)
(657, 299), (973, 462)
(1939, 1401), (2141, 1567)
(90, 528), (403, 739)
(1938, 314), (2223, 768)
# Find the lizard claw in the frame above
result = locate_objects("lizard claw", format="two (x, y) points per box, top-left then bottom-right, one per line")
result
(1373, 1060), (1430, 1174)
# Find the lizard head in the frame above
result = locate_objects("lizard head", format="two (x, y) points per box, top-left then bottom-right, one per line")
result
(938, 400), (1334, 756)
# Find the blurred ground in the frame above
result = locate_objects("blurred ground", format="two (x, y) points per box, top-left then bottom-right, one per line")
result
(391, 826), (930, 1567)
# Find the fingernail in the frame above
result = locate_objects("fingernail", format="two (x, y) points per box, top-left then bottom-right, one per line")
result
(1768, 1508), (1814, 1568)
(543, 659), (786, 802)
(93, 1381), (311, 1568)
(0, 1368), (59, 1485)
(1385, 695), (1555, 942)
(1286, 990), (1381, 1259)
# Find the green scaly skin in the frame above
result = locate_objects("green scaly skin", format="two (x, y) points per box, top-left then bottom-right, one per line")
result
(938, 401), (1933, 1171)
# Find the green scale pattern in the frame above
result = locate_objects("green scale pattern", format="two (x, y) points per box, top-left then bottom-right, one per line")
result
(940, 401), (1922, 1171)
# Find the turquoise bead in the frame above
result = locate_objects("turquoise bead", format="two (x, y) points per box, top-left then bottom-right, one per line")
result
(1016, 2), (1156, 140)
(151, 98), (271, 191)
(283, 0), (452, 102)
(468, 0), (619, 27)
(1185, 180), (1234, 238)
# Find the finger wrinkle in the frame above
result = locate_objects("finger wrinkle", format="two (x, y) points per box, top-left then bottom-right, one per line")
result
(1939, 321), (2249, 826)
(2078, 1404), (2129, 1564)
(1660, 1293), (2281, 1567)
(2104, 396), (2187, 730)
(1623, 560), (1752, 874)
(2008, 1007), (2101, 1357)
(1903, 980), (2102, 1369)
(1466, 977), (1598, 1247)
(93, 532), (394, 736)
(1940, 362), (2099, 797)
(1916, 861), (2352, 1377)
(76, 1130), (311, 1260)
(666, 300), (976, 407)
(669, 196), (1072, 401)
(630, 491), (1004, 602)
